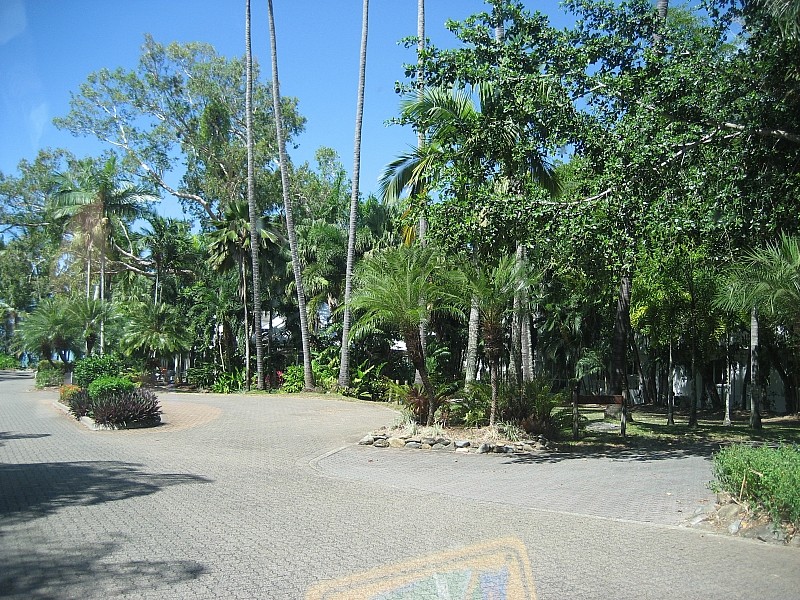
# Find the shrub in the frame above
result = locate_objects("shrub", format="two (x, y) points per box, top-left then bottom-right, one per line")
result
(90, 388), (161, 427)
(35, 362), (65, 388)
(211, 369), (246, 394)
(59, 384), (81, 404)
(279, 364), (305, 393)
(88, 375), (135, 401)
(74, 354), (123, 388)
(67, 388), (92, 418)
(187, 363), (216, 389)
(713, 444), (800, 526)
(0, 353), (18, 369)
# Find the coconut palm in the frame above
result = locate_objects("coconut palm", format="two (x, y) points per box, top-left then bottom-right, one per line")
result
(207, 200), (281, 388)
(338, 0), (371, 388)
(49, 156), (157, 353)
(349, 245), (463, 424)
(267, 0), (315, 389)
(244, 0), (266, 390)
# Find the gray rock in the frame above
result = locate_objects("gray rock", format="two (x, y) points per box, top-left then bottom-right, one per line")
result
(405, 441), (422, 449)
(477, 442), (493, 454)
(789, 535), (800, 548)
(454, 440), (470, 448)
(373, 438), (389, 448)
(358, 435), (374, 445)
(435, 438), (452, 446)
(421, 437), (437, 446)
(689, 515), (708, 526)
(521, 444), (534, 452)
(455, 447), (470, 453)
(431, 443), (450, 451)
(421, 443), (432, 450)
(728, 519), (742, 535)
(740, 523), (784, 543)
(716, 503), (742, 522)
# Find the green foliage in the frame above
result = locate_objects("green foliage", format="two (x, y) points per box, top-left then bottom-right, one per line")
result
(211, 369), (246, 394)
(73, 354), (123, 388)
(342, 360), (388, 401)
(0, 353), (17, 369)
(87, 376), (135, 402)
(279, 364), (305, 393)
(311, 346), (341, 392)
(713, 445), (800, 526)
(186, 363), (217, 389)
(448, 384), (493, 428)
(35, 362), (65, 388)
(89, 388), (161, 427)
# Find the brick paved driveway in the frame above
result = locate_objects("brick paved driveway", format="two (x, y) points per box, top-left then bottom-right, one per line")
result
(1, 371), (798, 599)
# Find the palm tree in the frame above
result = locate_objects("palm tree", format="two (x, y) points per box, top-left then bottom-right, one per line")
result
(244, 0), (265, 390)
(461, 254), (531, 427)
(339, 0), (371, 389)
(207, 200), (280, 389)
(349, 245), (463, 424)
(716, 234), (800, 418)
(17, 296), (82, 368)
(67, 296), (115, 356)
(267, 0), (315, 389)
(50, 156), (157, 353)
(120, 299), (193, 367)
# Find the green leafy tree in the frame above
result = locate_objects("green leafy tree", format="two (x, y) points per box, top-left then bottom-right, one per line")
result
(17, 297), (83, 368)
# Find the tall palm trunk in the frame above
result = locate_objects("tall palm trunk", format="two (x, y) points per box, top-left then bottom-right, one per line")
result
(338, 0), (370, 389)
(267, 0), (315, 389)
(750, 307), (763, 429)
(610, 270), (632, 394)
(464, 297), (480, 388)
(414, 0), (429, 387)
(245, 0), (265, 389)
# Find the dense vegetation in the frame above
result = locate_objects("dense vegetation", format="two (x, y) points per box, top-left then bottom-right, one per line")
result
(1, 1), (799, 446)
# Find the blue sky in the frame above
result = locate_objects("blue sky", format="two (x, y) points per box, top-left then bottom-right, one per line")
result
(0, 0), (570, 220)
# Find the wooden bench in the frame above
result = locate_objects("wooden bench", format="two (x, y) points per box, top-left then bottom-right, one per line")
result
(575, 394), (624, 405)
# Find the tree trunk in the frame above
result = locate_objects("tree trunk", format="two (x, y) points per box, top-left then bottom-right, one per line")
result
(610, 271), (632, 394)
(572, 381), (580, 440)
(667, 340), (675, 425)
(244, 0), (264, 389)
(464, 296), (480, 389)
(267, 0), (315, 390)
(521, 311), (534, 383)
(750, 307), (762, 429)
(242, 262), (251, 390)
(724, 332), (732, 426)
(489, 359), (499, 427)
(688, 349), (699, 427)
(338, 0), (370, 389)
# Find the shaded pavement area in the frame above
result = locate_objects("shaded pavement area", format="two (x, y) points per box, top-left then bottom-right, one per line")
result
(1, 371), (798, 599)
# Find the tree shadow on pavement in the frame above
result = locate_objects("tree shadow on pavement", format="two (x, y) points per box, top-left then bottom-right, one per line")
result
(0, 540), (206, 599)
(0, 370), (35, 383)
(0, 432), (51, 447)
(505, 439), (719, 465)
(0, 461), (212, 524)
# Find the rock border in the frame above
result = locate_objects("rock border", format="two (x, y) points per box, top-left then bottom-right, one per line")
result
(358, 431), (552, 455)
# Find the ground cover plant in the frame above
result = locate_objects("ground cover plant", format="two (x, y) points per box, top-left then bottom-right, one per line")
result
(713, 444), (800, 527)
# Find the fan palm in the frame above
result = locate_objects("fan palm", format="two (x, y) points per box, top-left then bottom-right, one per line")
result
(348, 245), (464, 424)
(67, 296), (115, 356)
(120, 299), (193, 360)
(16, 297), (82, 368)
(715, 235), (800, 328)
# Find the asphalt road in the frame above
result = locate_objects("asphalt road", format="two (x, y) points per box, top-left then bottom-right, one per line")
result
(1, 370), (797, 599)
